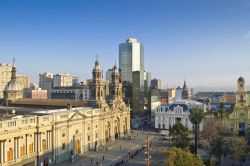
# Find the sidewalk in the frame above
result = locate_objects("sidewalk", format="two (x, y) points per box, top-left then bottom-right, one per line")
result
(58, 131), (150, 166)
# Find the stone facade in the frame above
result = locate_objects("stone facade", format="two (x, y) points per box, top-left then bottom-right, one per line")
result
(225, 77), (250, 135)
(0, 96), (130, 166)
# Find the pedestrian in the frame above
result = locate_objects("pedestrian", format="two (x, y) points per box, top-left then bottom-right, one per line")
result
(91, 158), (93, 163)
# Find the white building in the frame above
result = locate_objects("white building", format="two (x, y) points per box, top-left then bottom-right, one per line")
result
(154, 100), (205, 131)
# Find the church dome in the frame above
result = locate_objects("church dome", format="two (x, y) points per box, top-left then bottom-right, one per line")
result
(4, 79), (22, 92)
(238, 77), (245, 82)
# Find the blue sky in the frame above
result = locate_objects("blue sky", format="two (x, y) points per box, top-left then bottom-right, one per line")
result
(0, 0), (250, 90)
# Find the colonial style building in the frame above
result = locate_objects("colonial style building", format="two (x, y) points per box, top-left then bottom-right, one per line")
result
(109, 64), (122, 101)
(0, 59), (131, 166)
(154, 100), (204, 131)
(225, 77), (250, 135)
(89, 59), (105, 101)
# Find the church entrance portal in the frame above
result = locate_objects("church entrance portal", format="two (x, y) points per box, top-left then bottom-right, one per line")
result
(239, 122), (245, 136)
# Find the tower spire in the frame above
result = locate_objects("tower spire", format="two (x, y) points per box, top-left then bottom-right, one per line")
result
(13, 58), (16, 67)
(11, 58), (17, 80)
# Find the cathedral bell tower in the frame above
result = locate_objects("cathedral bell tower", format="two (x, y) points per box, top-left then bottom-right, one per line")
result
(109, 63), (122, 100)
(90, 58), (105, 101)
(236, 76), (247, 106)
(182, 80), (189, 100)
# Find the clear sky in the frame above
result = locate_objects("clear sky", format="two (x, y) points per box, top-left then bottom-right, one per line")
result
(0, 0), (250, 91)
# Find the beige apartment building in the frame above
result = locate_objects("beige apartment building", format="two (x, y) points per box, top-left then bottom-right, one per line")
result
(16, 75), (29, 90)
(0, 63), (13, 98)
(0, 62), (29, 99)
(53, 74), (78, 88)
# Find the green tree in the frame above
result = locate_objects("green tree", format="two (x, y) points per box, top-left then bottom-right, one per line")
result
(189, 107), (204, 155)
(245, 129), (250, 145)
(170, 123), (191, 149)
(214, 104), (229, 124)
(228, 137), (247, 162)
(209, 136), (229, 166)
(166, 148), (204, 166)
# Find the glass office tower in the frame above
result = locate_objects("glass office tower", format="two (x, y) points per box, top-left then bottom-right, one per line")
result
(119, 38), (144, 89)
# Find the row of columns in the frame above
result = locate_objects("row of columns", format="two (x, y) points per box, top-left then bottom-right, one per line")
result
(0, 140), (6, 164)
(0, 130), (52, 164)
(14, 137), (20, 159)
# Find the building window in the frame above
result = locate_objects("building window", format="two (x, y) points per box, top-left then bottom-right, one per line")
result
(96, 133), (98, 139)
(158, 124), (161, 129)
(7, 148), (13, 161)
(29, 143), (33, 154)
(42, 139), (47, 151)
(88, 135), (90, 141)
(20, 144), (25, 157)
(62, 143), (66, 150)
(163, 124), (165, 129)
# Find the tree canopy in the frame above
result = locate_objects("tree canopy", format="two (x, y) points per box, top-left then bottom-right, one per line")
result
(170, 123), (191, 149)
(166, 148), (204, 166)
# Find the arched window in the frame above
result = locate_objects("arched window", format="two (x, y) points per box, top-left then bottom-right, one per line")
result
(20, 144), (25, 157)
(7, 148), (13, 161)
(42, 139), (47, 151)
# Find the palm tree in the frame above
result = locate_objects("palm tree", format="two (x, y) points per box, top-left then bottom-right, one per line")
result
(189, 107), (204, 155)
(209, 136), (229, 165)
(214, 104), (229, 123)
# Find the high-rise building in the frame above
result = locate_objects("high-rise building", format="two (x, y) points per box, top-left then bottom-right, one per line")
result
(119, 38), (144, 88)
(151, 79), (161, 89)
(0, 63), (13, 98)
(132, 71), (144, 114)
(39, 72), (53, 98)
(144, 71), (151, 91)
(53, 73), (78, 87)
(105, 68), (113, 83)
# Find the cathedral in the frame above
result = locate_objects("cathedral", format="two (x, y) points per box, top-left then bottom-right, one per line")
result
(225, 77), (250, 135)
(0, 59), (131, 166)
